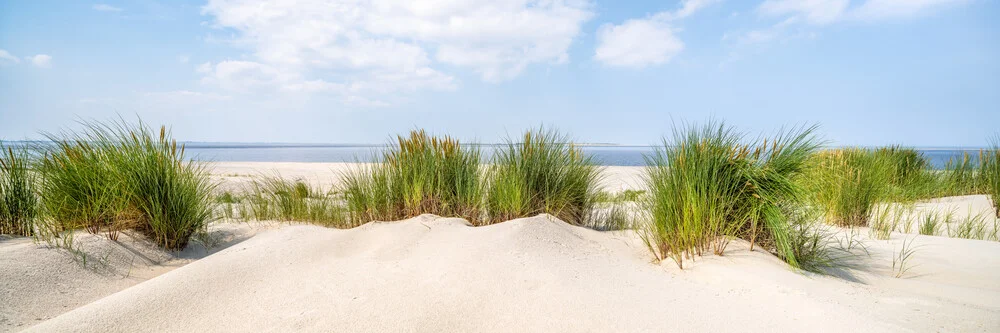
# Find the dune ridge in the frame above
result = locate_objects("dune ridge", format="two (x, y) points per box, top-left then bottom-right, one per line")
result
(22, 214), (1000, 332)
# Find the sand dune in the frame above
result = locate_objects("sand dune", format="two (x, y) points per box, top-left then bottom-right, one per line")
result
(4, 163), (999, 332)
(22, 214), (1000, 332)
(0, 224), (262, 331)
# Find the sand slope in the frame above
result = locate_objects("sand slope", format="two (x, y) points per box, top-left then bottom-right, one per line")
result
(0, 224), (261, 331)
(25, 215), (1000, 332)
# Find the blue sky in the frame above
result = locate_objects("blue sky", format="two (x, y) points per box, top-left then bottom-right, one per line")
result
(1, 0), (997, 146)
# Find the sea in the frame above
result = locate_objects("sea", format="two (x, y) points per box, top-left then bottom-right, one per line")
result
(177, 143), (985, 169)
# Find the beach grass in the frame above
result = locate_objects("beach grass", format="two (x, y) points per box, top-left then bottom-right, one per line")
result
(981, 137), (1000, 217)
(36, 119), (215, 250)
(484, 127), (602, 225)
(939, 152), (980, 197)
(918, 212), (941, 236)
(240, 176), (348, 227)
(0, 143), (39, 236)
(640, 121), (821, 269)
(342, 130), (484, 225)
(801, 147), (928, 227)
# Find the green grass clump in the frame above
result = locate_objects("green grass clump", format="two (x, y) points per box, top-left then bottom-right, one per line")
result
(342, 130), (483, 225)
(802, 147), (933, 227)
(917, 212), (941, 236)
(37, 119), (215, 250)
(981, 137), (1000, 217)
(939, 152), (980, 197)
(241, 176), (348, 227)
(485, 128), (602, 225)
(640, 122), (820, 269)
(1, 144), (39, 236)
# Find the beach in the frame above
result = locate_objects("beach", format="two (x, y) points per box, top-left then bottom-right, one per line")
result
(2, 162), (998, 332)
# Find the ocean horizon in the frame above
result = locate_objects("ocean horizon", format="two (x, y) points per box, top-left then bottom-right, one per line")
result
(2, 141), (986, 168)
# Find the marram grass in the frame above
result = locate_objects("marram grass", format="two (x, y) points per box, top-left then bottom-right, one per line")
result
(1, 143), (39, 236)
(342, 130), (484, 225)
(640, 122), (821, 269)
(982, 137), (1000, 217)
(485, 127), (602, 225)
(36, 119), (215, 250)
(238, 175), (349, 227)
(802, 147), (929, 227)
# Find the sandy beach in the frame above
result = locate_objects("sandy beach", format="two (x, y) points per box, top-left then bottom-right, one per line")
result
(208, 162), (648, 194)
(0, 162), (997, 332)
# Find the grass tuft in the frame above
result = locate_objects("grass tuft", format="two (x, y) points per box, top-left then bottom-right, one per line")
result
(36, 118), (216, 250)
(981, 137), (1000, 217)
(640, 121), (820, 269)
(241, 176), (348, 227)
(1, 143), (39, 236)
(485, 127), (602, 225)
(342, 130), (483, 225)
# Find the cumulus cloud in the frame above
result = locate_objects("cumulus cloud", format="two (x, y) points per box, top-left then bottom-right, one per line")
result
(0, 49), (20, 65)
(594, 20), (683, 68)
(92, 4), (123, 12)
(27, 54), (52, 68)
(593, 0), (716, 68)
(198, 0), (593, 104)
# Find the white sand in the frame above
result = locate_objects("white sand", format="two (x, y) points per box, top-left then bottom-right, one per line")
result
(23, 214), (1000, 332)
(0, 223), (263, 331)
(3, 162), (999, 332)
(208, 162), (646, 194)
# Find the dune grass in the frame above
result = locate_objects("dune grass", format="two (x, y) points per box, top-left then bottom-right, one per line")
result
(802, 146), (936, 227)
(1, 143), (39, 236)
(36, 119), (215, 250)
(939, 152), (980, 197)
(484, 127), (602, 225)
(981, 137), (1000, 217)
(918, 212), (942, 236)
(640, 122), (821, 269)
(237, 176), (349, 227)
(342, 130), (484, 225)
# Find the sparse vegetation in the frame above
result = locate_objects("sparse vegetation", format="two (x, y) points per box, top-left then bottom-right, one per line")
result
(981, 137), (1000, 217)
(1, 143), (39, 236)
(918, 212), (941, 236)
(892, 237), (919, 278)
(240, 176), (348, 227)
(640, 122), (820, 269)
(948, 210), (991, 240)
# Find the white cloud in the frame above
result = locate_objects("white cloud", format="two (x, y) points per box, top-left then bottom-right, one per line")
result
(27, 54), (52, 68)
(92, 4), (123, 12)
(593, 0), (716, 68)
(758, 0), (850, 25)
(0, 49), (20, 65)
(757, 0), (969, 25)
(177, 54), (190, 64)
(199, 0), (593, 103)
(654, 0), (722, 21)
(851, 0), (970, 20)
(142, 90), (232, 102)
(594, 20), (683, 68)
(723, 0), (970, 68)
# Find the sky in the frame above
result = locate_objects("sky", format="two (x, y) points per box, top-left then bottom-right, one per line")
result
(0, 0), (997, 146)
